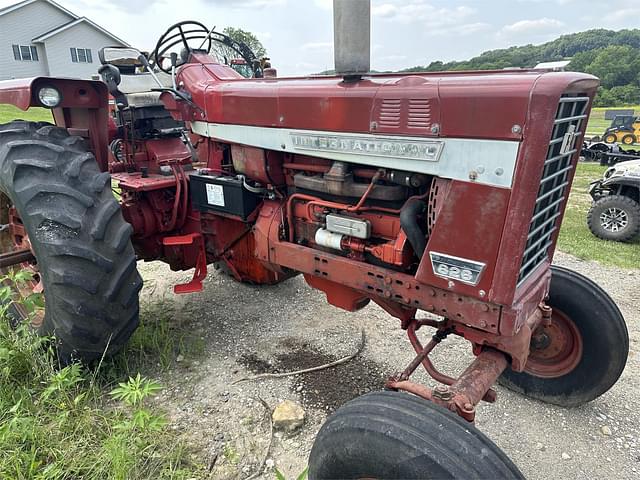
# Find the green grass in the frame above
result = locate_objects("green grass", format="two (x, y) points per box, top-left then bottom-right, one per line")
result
(0, 272), (204, 480)
(557, 162), (640, 269)
(0, 104), (52, 124)
(585, 105), (640, 137)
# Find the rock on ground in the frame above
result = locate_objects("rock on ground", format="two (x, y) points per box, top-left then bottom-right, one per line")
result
(272, 400), (305, 432)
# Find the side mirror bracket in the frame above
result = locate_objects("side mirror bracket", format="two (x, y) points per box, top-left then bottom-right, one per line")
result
(98, 64), (128, 109)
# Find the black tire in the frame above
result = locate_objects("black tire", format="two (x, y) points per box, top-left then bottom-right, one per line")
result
(0, 121), (141, 362)
(500, 266), (628, 407)
(621, 134), (635, 145)
(603, 133), (617, 144)
(308, 391), (523, 480)
(587, 194), (640, 242)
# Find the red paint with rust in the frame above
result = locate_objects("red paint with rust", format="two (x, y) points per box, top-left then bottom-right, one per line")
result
(0, 53), (600, 423)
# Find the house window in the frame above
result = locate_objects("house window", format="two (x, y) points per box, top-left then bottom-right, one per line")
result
(70, 48), (92, 63)
(12, 44), (38, 61)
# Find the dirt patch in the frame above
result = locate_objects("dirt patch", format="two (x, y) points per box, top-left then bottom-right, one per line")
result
(239, 338), (390, 412)
(137, 253), (640, 480)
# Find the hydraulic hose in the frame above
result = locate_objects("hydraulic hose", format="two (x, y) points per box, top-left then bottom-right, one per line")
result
(400, 196), (427, 259)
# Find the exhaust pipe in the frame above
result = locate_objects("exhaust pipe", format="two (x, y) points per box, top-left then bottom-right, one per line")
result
(333, 0), (370, 79)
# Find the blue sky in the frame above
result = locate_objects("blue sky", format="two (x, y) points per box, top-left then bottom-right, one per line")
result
(3, 0), (639, 75)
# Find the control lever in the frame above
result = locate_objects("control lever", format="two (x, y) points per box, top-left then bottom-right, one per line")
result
(170, 52), (178, 90)
(137, 54), (165, 89)
(140, 53), (204, 113)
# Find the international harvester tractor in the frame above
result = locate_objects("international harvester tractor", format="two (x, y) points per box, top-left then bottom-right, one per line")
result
(0, 1), (629, 477)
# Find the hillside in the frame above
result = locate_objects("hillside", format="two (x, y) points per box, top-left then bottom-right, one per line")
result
(402, 29), (640, 107)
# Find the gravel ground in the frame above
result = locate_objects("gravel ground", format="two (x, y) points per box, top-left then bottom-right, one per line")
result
(139, 250), (640, 479)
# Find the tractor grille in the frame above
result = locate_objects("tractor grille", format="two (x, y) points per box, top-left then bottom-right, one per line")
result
(517, 94), (590, 285)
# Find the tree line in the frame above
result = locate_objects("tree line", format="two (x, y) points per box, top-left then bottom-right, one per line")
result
(403, 29), (640, 107)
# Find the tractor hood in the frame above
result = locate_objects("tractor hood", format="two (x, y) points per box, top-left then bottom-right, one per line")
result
(175, 57), (599, 144)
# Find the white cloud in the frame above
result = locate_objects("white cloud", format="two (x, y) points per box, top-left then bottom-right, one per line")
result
(431, 22), (492, 37)
(378, 54), (407, 61)
(202, 0), (287, 7)
(371, 2), (476, 25)
(372, 3), (397, 18)
(603, 7), (640, 24)
(300, 41), (333, 51)
(313, 0), (333, 10)
(516, 0), (575, 3)
(501, 17), (565, 35)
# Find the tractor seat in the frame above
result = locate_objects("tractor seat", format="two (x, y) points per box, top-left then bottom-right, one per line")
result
(117, 72), (173, 107)
(98, 46), (173, 108)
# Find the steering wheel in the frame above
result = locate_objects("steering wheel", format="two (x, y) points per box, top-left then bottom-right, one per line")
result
(152, 20), (264, 77)
(151, 21), (213, 73)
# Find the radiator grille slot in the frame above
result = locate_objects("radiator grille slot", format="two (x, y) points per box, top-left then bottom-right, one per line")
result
(407, 99), (432, 129)
(375, 98), (432, 131)
(378, 99), (401, 128)
(517, 94), (589, 285)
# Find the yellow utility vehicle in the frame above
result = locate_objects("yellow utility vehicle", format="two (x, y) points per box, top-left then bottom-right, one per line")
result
(603, 114), (640, 145)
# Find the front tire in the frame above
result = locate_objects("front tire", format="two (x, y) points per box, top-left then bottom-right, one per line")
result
(587, 194), (640, 242)
(308, 391), (523, 479)
(0, 121), (142, 362)
(500, 266), (628, 407)
(603, 133), (617, 144)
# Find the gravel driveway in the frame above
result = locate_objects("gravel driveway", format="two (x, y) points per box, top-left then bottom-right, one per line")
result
(140, 250), (639, 479)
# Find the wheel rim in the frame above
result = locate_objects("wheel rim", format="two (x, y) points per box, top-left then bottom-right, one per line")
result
(604, 135), (616, 143)
(524, 308), (583, 378)
(0, 193), (45, 328)
(600, 207), (628, 232)
(623, 136), (634, 145)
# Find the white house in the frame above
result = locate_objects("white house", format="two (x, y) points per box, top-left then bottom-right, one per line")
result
(0, 0), (129, 80)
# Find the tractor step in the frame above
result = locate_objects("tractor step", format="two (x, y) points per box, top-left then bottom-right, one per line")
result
(162, 233), (207, 294)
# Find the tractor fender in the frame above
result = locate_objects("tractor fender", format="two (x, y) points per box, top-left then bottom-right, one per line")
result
(0, 77), (111, 171)
(0, 76), (108, 111)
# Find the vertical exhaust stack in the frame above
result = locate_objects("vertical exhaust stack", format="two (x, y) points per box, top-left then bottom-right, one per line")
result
(333, 0), (370, 80)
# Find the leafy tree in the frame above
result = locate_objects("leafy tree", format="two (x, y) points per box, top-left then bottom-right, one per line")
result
(210, 26), (267, 65)
(593, 85), (640, 107)
(581, 45), (640, 89)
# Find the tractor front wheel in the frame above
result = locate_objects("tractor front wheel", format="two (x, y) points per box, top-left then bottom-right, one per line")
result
(500, 265), (628, 407)
(308, 391), (523, 479)
(0, 121), (142, 362)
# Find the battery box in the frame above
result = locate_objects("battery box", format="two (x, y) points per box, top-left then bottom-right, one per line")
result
(190, 174), (259, 220)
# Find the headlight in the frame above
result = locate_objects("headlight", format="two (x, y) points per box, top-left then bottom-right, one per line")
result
(37, 86), (62, 108)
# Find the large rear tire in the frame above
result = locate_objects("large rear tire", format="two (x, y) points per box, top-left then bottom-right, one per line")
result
(500, 265), (628, 407)
(308, 391), (523, 480)
(0, 121), (142, 362)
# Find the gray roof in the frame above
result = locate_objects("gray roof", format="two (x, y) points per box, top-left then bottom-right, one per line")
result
(0, 0), (77, 18)
(32, 16), (129, 46)
(1, 0), (128, 46)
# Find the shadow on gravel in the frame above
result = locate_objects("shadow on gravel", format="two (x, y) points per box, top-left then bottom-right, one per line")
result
(239, 338), (390, 412)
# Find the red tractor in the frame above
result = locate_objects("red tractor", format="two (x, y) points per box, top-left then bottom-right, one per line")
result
(0, 1), (628, 477)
